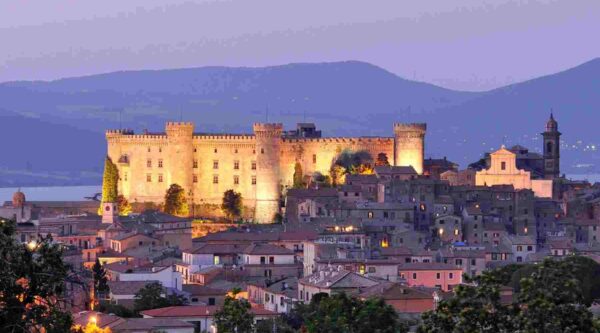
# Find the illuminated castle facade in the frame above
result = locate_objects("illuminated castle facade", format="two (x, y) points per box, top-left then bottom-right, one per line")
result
(106, 122), (426, 222)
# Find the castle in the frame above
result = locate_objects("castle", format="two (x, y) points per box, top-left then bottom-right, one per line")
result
(106, 122), (427, 222)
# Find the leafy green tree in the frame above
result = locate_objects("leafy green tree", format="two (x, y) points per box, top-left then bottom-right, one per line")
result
(254, 317), (296, 333)
(163, 184), (189, 217)
(98, 156), (119, 215)
(133, 282), (186, 313)
(0, 219), (73, 332)
(117, 195), (132, 216)
(419, 257), (600, 333)
(295, 293), (407, 333)
(214, 292), (254, 333)
(293, 162), (306, 189)
(92, 258), (109, 299)
(221, 189), (242, 222)
(329, 164), (346, 186)
(375, 153), (390, 166)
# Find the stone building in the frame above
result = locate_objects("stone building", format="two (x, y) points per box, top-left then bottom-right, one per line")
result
(106, 121), (427, 222)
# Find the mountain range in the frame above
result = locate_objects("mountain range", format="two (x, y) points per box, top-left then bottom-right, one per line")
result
(1, 59), (599, 186)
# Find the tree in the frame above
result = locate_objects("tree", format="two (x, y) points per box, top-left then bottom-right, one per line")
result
(117, 195), (132, 216)
(163, 184), (189, 217)
(214, 292), (254, 333)
(293, 162), (306, 189)
(349, 163), (374, 175)
(72, 322), (113, 333)
(330, 164), (346, 186)
(221, 190), (242, 222)
(295, 293), (407, 333)
(92, 259), (109, 299)
(133, 282), (186, 313)
(0, 219), (73, 332)
(418, 257), (600, 333)
(98, 157), (119, 215)
(376, 153), (390, 166)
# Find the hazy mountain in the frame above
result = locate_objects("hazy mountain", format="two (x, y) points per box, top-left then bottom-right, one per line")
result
(0, 59), (599, 186)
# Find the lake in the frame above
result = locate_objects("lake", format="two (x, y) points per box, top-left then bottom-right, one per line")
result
(0, 185), (101, 202)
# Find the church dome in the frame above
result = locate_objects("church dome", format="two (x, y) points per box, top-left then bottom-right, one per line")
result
(12, 190), (26, 208)
(546, 113), (558, 132)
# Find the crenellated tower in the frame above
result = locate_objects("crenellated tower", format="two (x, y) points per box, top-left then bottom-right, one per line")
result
(253, 123), (283, 223)
(393, 123), (427, 174)
(542, 113), (561, 179)
(166, 122), (195, 194)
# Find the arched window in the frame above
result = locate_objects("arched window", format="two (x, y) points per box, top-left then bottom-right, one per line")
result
(547, 141), (553, 154)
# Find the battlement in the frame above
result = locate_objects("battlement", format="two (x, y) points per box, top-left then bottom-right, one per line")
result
(393, 123), (427, 133)
(282, 136), (393, 143)
(193, 134), (255, 141)
(106, 129), (134, 135)
(166, 121), (194, 128)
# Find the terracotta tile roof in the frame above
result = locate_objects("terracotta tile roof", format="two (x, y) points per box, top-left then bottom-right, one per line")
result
(374, 165), (417, 175)
(113, 318), (193, 330)
(187, 243), (247, 255)
(243, 243), (294, 255)
(182, 285), (226, 296)
(380, 246), (412, 257)
(359, 282), (434, 300)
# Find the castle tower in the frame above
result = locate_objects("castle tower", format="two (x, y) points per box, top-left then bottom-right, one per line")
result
(166, 122), (194, 194)
(393, 123), (427, 174)
(542, 113), (561, 179)
(253, 123), (283, 223)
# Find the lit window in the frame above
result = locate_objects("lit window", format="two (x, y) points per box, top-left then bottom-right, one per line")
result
(368, 211), (374, 219)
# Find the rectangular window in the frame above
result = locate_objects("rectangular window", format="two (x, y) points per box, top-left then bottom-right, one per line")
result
(251, 161), (257, 170)
(436, 272), (441, 279)
(412, 272), (417, 279)
(158, 159), (163, 168)
(234, 161), (240, 170)
(213, 175), (219, 184)
(213, 160), (219, 169)
(193, 174), (198, 183)
(449, 273), (454, 279)
(269, 256), (274, 264)
(146, 174), (152, 182)
(251, 176), (257, 185)
(234, 175), (239, 185)
(147, 159), (152, 168)
(501, 161), (506, 170)
(158, 174), (163, 183)
(193, 160), (198, 169)
(313, 154), (317, 164)
(260, 256), (266, 264)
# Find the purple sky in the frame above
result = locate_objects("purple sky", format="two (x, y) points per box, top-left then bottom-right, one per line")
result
(1, 0), (599, 91)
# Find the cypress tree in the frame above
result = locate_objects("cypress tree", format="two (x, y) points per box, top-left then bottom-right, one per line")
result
(98, 156), (119, 214)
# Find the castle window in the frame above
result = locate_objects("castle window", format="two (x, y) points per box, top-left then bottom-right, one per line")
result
(193, 160), (198, 169)
(158, 159), (163, 168)
(213, 161), (219, 169)
(147, 159), (152, 168)
(146, 174), (152, 182)
(234, 161), (240, 170)
(158, 174), (163, 183)
(313, 154), (317, 164)
(261, 148), (264, 154)
(213, 175), (219, 184)
(159, 147), (162, 153)
(252, 176), (257, 185)
(193, 174), (198, 183)
(234, 175), (239, 185)
(193, 148), (197, 152)
(251, 161), (256, 170)
(547, 141), (553, 153)
(501, 161), (506, 170)
(214, 148), (218, 153)
(234, 148), (238, 154)
(147, 147), (151, 153)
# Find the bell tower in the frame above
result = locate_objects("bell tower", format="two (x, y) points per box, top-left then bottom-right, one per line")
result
(542, 113), (561, 179)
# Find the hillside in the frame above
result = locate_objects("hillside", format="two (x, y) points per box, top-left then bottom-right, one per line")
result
(0, 59), (599, 186)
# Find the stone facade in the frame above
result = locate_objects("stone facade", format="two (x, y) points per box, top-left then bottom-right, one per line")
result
(106, 122), (426, 222)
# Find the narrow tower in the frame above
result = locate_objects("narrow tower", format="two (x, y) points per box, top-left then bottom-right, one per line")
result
(393, 123), (427, 174)
(166, 122), (194, 193)
(542, 113), (561, 179)
(253, 123), (283, 223)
